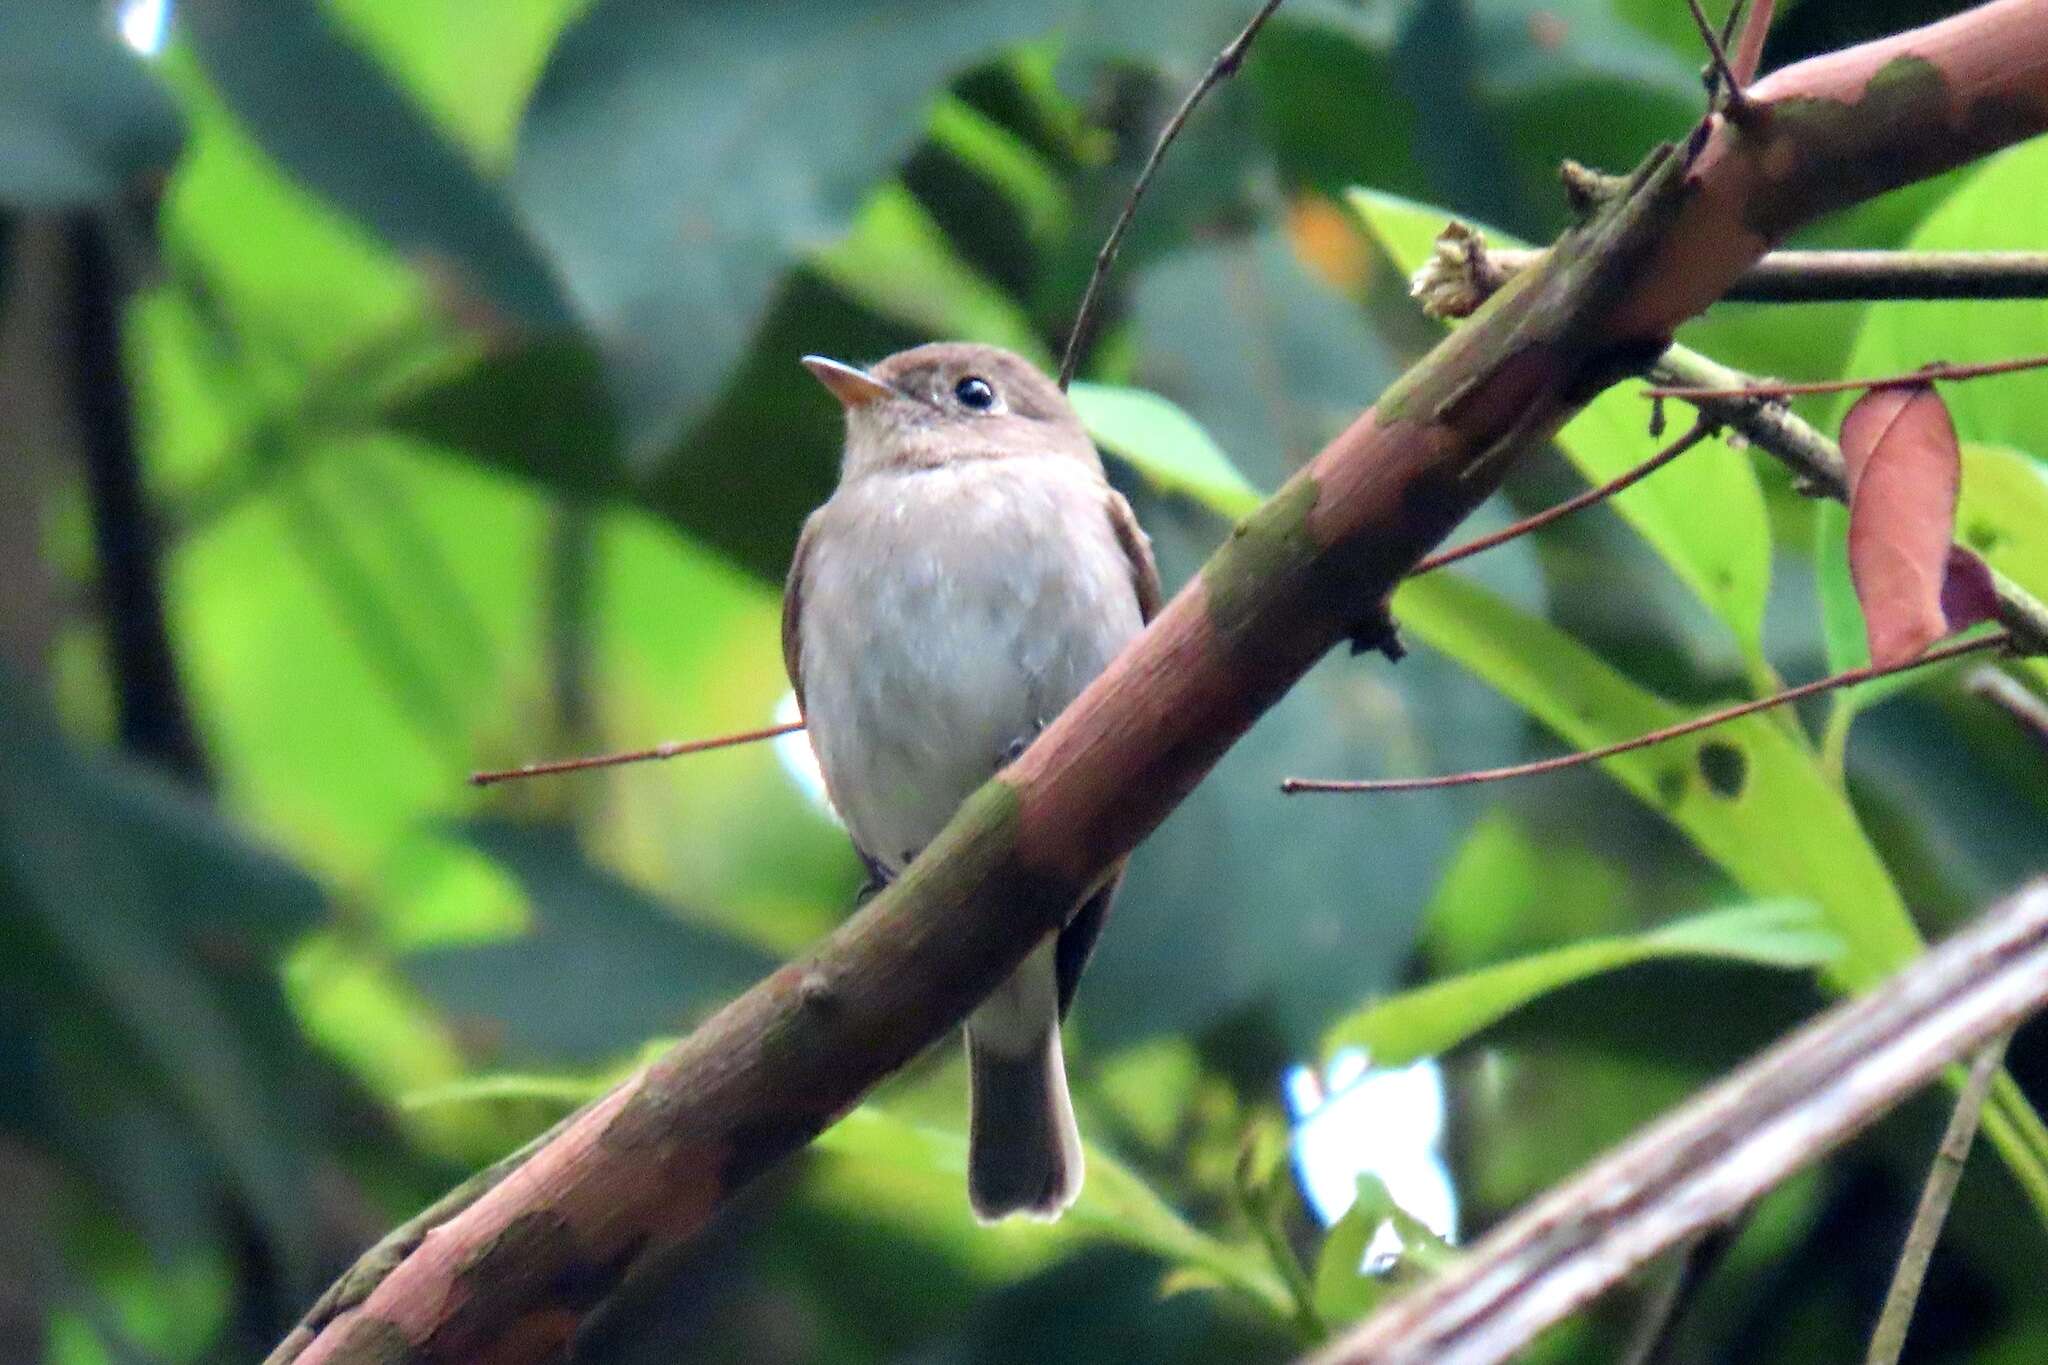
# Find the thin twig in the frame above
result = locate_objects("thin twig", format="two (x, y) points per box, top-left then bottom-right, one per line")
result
(1644, 351), (2048, 400)
(1686, 0), (1751, 117)
(1281, 633), (2007, 794)
(1716, 0), (1749, 55)
(1863, 1033), (2010, 1365)
(469, 720), (803, 786)
(1617, 1224), (1738, 1365)
(1731, 0), (1776, 86)
(1410, 419), (1714, 575)
(1646, 346), (2048, 657)
(1056, 0), (1288, 388)
(1460, 249), (2048, 305)
(1968, 667), (2048, 754)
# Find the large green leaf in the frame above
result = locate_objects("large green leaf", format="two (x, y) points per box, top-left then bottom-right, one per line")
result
(0, 678), (330, 1285)
(1350, 188), (1772, 663)
(1392, 570), (1921, 987)
(510, 0), (1069, 463)
(811, 183), (1048, 364)
(810, 1108), (1293, 1320)
(0, 0), (182, 207)
(1323, 900), (1838, 1066)
(177, 0), (575, 330)
(1390, 571), (2048, 1219)
(1069, 383), (1263, 516)
(401, 820), (778, 1065)
(1834, 136), (2048, 460)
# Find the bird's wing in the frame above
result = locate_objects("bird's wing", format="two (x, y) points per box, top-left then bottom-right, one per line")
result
(1106, 489), (1163, 624)
(781, 511), (820, 714)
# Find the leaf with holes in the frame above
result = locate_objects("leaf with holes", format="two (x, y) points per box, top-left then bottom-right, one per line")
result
(1391, 571), (1921, 990)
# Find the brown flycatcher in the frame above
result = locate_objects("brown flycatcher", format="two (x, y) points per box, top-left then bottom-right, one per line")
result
(785, 342), (1161, 1220)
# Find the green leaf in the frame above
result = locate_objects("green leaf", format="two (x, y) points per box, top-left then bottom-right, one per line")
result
(1312, 1174), (1455, 1328)
(1421, 810), (1634, 969)
(0, 0), (183, 207)
(1070, 383), (1264, 517)
(402, 820), (779, 1066)
(810, 183), (1047, 365)
(1816, 498), (1867, 679)
(1834, 136), (2048, 460)
(1325, 900), (1836, 1067)
(177, 0), (574, 330)
(1391, 571), (2048, 1220)
(511, 0), (1068, 461)
(1348, 188), (1771, 662)
(817, 1110), (1294, 1321)
(0, 678), (330, 1284)
(1391, 571), (1921, 988)
(1312, 1175), (1395, 1328)
(1958, 442), (2048, 598)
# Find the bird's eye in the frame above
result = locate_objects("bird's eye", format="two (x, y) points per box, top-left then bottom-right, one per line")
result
(953, 376), (996, 411)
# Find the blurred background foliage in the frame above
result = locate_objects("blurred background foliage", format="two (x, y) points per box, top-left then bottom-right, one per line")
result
(3, 0), (2046, 1360)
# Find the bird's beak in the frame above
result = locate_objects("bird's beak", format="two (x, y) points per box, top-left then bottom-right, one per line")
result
(802, 355), (899, 409)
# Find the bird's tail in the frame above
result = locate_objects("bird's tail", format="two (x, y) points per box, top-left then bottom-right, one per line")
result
(964, 942), (1082, 1221)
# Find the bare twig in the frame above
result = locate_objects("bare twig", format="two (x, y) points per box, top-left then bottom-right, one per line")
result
(1308, 879), (2048, 1365)
(1644, 351), (2048, 400)
(1281, 633), (2008, 794)
(1406, 229), (2048, 658)
(1449, 249), (2048, 305)
(1410, 419), (1715, 575)
(1686, 0), (1752, 118)
(1647, 346), (2048, 658)
(1617, 1226), (1736, 1365)
(1056, 0), (1287, 388)
(1968, 667), (2048, 754)
(1863, 1034), (2010, 1365)
(469, 720), (803, 786)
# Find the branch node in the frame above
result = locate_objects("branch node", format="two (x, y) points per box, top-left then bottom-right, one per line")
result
(1561, 160), (1629, 218)
(1348, 604), (1406, 663)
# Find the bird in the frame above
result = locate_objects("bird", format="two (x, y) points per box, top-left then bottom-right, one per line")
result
(783, 341), (1161, 1220)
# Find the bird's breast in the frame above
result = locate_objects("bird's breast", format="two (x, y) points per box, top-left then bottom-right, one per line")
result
(797, 460), (1145, 871)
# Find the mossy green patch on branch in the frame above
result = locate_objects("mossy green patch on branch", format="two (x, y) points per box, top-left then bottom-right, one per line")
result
(1200, 476), (1323, 644)
(1746, 56), (2048, 239)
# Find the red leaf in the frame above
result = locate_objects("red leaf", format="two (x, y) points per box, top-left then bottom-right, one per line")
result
(1840, 382), (1962, 668)
(1940, 545), (2000, 632)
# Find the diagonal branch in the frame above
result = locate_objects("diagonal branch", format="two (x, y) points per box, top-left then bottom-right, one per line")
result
(1307, 879), (2048, 1365)
(276, 5), (2048, 1361)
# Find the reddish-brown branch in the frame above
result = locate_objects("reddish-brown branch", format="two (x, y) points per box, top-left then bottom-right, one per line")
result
(1409, 419), (1715, 576)
(1281, 632), (2007, 794)
(468, 720), (803, 786)
(276, 6), (2048, 1361)
(1732, 0), (1775, 85)
(1644, 351), (2048, 401)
